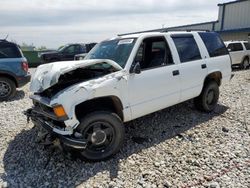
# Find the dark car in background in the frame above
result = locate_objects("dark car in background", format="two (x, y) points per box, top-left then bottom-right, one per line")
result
(0, 40), (30, 101)
(39, 43), (97, 63)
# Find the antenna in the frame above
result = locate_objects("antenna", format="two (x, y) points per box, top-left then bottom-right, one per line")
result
(4, 34), (9, 40)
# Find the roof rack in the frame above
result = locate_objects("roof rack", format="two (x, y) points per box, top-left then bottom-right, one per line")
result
(162, 29), (210, 32)
(118, 29), (210, 36)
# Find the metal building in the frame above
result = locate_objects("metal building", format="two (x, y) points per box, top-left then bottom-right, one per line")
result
(122, 0), (250, 42)
(165, 0), (250, 41)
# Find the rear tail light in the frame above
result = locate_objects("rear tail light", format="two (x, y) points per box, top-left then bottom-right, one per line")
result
(21, 61), (29, 72)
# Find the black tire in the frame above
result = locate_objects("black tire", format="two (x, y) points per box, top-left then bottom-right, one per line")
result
(76, 111), (125, 161)
(0, 77), (16, 101)
(241, 58), (249, 70)
(194, 81), (219, 112)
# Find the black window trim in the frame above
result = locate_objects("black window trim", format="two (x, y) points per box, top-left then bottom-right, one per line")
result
(132, 36), (175, 72)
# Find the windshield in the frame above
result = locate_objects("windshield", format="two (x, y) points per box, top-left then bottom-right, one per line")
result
(85, 38), (136, 68)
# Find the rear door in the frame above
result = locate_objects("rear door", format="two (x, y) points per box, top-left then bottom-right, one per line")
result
(171, 34), (207, 102)
(227, 43), (244, 65)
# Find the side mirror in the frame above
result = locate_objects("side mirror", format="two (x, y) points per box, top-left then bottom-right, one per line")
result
(130, 62), (141, 74)
(227, 48), (232, 52)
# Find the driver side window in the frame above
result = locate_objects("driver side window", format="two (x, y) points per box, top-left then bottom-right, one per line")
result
(134, 37), (173, 70)
(63, 45), (75, 54)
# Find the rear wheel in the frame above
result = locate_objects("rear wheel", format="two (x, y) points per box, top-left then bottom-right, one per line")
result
(76, 111), (125, 161)
(241, 58), (249, 70)
(194, 81), (219, 112)
(0, 77), (16, 101)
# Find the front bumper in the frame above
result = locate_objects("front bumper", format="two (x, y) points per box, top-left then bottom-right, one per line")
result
(17, 73), (31, 88)
(24, 108), (87, 150)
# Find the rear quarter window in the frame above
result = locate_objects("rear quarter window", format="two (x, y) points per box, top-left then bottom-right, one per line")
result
(172, 34), (201, 63)
(244, 42), (250, 50)
(0, 44), (22, 59)
(199, 32), (228, 57)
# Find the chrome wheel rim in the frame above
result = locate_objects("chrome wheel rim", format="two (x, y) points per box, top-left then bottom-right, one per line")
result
(0, 81), (11, 97)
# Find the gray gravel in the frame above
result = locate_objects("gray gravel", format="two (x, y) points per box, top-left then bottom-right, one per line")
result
(0, 68), (249, 188)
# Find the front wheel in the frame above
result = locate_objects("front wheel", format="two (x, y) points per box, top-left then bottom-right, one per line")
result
(194, 81), (219, 112)
(76, 111), (125, 161)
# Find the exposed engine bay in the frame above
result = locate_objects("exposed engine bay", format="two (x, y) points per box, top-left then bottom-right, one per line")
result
(39, 66), (117, 98)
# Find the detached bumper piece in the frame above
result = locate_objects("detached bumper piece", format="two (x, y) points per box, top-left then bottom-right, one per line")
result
(24, 108), (87, 150)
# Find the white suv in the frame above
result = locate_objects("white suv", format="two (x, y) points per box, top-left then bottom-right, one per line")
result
(224, 41), (250, 69)
(26, 31), (232, 161)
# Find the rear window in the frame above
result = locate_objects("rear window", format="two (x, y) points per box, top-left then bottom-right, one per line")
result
(0, 43), (22, 59)
(199, 32), (228, 57)
(244, 42), (250, 50)
(172, 34), (201, 63)
(227, 43), (243, 52)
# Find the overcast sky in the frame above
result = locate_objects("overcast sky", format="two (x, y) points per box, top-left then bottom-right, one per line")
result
(0, 0), (230, 48)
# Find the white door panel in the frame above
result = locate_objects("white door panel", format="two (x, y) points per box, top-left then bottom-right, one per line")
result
(179, 60), (207, 102)
(128, 65), (181, 120)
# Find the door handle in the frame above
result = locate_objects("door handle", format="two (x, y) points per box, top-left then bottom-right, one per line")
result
(172, 70), (180, 76)
(201, 64), (207, 69)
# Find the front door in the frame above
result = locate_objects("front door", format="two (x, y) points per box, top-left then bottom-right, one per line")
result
(127, 36), (181, 120)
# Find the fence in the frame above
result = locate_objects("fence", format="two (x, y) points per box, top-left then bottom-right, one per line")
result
(22, 51), (41, 67)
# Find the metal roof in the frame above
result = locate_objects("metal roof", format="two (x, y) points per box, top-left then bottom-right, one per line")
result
(218, 0), (249, 6)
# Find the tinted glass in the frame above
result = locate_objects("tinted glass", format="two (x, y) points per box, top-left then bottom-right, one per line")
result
(199, 32), (228, 57)
(0, 43), (22, 59)
(85, 38), (136, 68)
(172, 35), (201, 63)
(244, 42), (250, 50)
(75, 45), (81, 53)
(63, 45), (75, 54)
(228, 43), (243, 51)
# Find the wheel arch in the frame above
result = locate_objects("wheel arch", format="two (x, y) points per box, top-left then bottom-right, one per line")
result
(75, 95), (124, 121)
(243, 55), (249, 61)
(0, 72), (18, 87)
(203, 71), (222, 87)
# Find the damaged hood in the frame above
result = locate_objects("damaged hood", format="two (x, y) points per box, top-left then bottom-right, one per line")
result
(30, 59), (123, 93)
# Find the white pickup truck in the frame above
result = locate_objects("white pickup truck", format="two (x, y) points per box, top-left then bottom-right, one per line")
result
(224, 40), (250, 69)
(25, 31), (232, 161)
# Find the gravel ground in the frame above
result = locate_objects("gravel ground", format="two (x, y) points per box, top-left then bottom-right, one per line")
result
(0, 68), (249, 188)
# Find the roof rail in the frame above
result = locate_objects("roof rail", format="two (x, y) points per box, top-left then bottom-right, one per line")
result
(118, 28), (210, 36)
(118, 29), (164, 36)
(161, 29), (210, 32)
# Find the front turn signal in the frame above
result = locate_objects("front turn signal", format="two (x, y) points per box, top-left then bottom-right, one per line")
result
(53, 105), (67, 118)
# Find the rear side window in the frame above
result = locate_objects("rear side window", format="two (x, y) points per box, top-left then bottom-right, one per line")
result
(244, 42), (250, 50)
(199, 32), (228, 57)
(227, 43), (243, 51)
(0, 43), (22, 59)
(172, 34), (201, 63)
